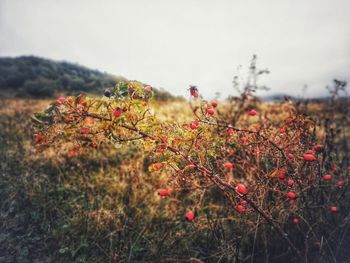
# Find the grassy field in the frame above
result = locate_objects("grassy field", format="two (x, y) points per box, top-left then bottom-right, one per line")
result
(0, 97), (349, 263)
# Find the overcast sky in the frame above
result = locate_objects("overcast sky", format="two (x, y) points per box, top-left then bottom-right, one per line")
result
(0, 0), (349, 99)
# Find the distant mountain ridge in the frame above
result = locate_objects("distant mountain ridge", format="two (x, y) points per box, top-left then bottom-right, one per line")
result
(0, 56), (127, 98)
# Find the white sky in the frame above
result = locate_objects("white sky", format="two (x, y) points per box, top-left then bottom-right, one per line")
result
(0, 0), (349, 99)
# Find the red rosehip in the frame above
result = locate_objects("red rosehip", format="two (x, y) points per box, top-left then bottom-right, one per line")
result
(189, 86), (199, 98)
(158, 189), (169, 197)
(278, 171), (286, 180)
(329, 206), (338, 213)
(347, 166), (350, 171)
(287, 179), (294, 186)
(248, 109), (257, 116)
(241, 137), (247, 144)
(185, 211), (195, 221)
(34, 132), (45, 144)
(287, 192), (296, 199)
(337, 180), (345, 187)
(332, 166), (337, 172)
(236, 205), (245, 213)
(241, 200), (247, 205)
(229, 149), (235, 155)
(190, 121), (199, 130)
(112, 108), (123, 117)
(225, 162), (233, 169)
(288, 153), (295, 159)
(207, 108), (215, 115)
(211, 101), (218, 107)
(306, 150), (314, 155)
(227, 128), (234, 136)
(314, 145), (323, 152)
(293, 218), (299, 224)
(303, 154), (316, 161)
(236, 184), (248, 195)
(56, 97), (66, 104)
(79, 128), (90, 134)
(323, 174), (332, 181)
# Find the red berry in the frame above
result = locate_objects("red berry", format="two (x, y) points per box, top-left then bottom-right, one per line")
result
(112, 108), (123, 117)
(34, 132), (45, 144)
(337, 180), (345, 187)
(306, 150), (314, 155)
(236, 184), (248, 195)
(236, 205), (245, 213)
(241, 137), (247, 144)
(287, 192), (296, 199)
(241, 200), (247, 205)
(293, 218), (299, 224)
(189, 86), (199, 98)
(278, 171), (286, 180)
(227, 128), (234, 136)
(56, 97), (66, 104)
(207, 108), (215, 115)
(229, 149), (235, 155)
(287, 179), (294, 186)
(347, 166), (350, 171)
(323, 174), (332, 181)
(303, 154), (316, 161)
(79, 128), (90, 134)
(185, 211), (195, 221)
(225, 162), (233, 169)
(248, 109), (257, 116)
(158, 189), (169, 197)
(314, 145), (323, 152)
(190, 121), (199, 130)
(329, 206), (338, 213)
(288, 153), (295, 159)
(332, 166), (337, 172)
(211, 101), (218, 107)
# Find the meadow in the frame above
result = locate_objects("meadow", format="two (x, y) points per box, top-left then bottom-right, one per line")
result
(0, 80), (349, 263)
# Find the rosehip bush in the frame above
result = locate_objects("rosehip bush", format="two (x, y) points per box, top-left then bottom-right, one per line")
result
(33, 80), (350, 262)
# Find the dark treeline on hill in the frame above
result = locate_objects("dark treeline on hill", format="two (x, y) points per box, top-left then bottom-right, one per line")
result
(0, 56), (181, 101)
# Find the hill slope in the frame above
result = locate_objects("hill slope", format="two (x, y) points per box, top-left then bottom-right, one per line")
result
(0, 56), (126, 98)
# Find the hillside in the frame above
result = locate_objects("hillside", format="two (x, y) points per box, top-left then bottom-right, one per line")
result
(0, 56), (182, 101)
(0, 56), (126, 98)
